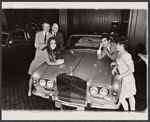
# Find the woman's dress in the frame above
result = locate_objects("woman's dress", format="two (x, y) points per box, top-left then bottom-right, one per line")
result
(116, 51), (136, 98)
(28, 49), (56, 75)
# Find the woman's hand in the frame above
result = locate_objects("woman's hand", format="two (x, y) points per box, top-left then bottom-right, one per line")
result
(111, 68), (117, 75)
(110, 62), (117, 67)
(115, 75), (122, 80)
(56, 59), (64, 65)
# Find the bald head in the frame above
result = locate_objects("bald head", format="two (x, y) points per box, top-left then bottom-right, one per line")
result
(52, 23), (59, 33)
(52, 23), (59, 28)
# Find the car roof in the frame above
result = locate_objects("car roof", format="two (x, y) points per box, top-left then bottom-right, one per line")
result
(2, 29), (25, 34)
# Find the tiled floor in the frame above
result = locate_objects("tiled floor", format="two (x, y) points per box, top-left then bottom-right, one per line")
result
(2, 58), (147, 111)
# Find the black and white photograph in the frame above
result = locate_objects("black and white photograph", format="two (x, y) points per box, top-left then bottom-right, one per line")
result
(1, 2), (148, 120)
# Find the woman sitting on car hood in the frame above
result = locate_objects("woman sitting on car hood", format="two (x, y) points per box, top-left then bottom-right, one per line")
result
(28, 37), (64, 98)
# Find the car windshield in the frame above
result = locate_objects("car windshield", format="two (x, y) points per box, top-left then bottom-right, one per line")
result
(2, 34), (9, 46)
(66, 35), (102, 50)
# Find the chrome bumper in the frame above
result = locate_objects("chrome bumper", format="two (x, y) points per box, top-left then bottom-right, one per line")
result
(32, 89), (119, 110)
(54, 99), (119, 110)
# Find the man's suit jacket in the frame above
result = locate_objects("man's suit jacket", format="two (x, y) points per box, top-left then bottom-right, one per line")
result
(97, 42), (118, 61)
(34, 31), (53, 58)
(34, 31), (52, 49)
(51, 31), (64, 51)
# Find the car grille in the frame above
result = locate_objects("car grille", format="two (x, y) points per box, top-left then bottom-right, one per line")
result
(57, 73), (87, 105)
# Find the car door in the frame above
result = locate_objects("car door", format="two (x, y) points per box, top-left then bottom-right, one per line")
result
(24, 30), (36, 59)
(2, 31), (29, 68)
(2, 33), (11, 67)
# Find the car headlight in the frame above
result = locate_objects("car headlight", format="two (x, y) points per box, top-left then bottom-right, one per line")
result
(90, 87), (98, 95)
(47, 80), (54, 88)
(39, 79), (46, 86)
(99, 88), (108, 97)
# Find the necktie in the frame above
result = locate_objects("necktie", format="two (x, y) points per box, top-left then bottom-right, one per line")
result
(54, 33), (56, 37)
(44, 33), (47, 43)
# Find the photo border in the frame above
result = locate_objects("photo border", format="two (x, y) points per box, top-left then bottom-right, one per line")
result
(1, 0), (149, 121)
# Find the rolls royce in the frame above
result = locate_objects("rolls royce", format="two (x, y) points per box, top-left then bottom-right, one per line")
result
(32, 34), (121, 110)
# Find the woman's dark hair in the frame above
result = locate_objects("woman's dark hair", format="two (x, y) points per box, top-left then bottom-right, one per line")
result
(47, 37), (57, 55)
(115, 36), (129, 50)
(100, 34), (114, 42)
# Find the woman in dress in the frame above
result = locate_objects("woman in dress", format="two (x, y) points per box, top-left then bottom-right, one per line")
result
(111, 36), (136, 111)
(28, 37), (64, 97)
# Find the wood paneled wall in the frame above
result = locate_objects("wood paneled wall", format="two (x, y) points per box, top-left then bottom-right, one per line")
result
(3, 9), (147, 56)
(3, 9), (59, 30)
(67, 9), (130, 36)
(59, 10), (68, 45)
(127, 9), (147, 56)
(2, 10), (7, 30)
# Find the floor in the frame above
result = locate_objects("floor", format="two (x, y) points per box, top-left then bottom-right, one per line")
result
(2, 57), (147, 112)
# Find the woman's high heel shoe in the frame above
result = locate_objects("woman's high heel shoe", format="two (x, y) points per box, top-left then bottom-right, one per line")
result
(28, 91), (32, 99)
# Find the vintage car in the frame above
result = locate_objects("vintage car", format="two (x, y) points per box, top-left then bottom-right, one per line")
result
(32, 34), (121, 110)
(2, 29), (35, 68)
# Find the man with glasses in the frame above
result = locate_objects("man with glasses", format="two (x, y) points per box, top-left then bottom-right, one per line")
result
(51, 23), (64, 53)
(28, 20), (53, 97)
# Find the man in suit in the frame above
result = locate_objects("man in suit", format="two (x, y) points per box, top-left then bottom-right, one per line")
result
(51, 23), (64, 53)
(35, 20), (52, 50)
(97, 35), (118, 61)
(28, 20), (53, 97)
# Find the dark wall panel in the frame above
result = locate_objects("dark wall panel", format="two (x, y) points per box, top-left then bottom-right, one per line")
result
(3, 9), (129, 37)
(68, 9), (129, 36)
(3, 9), (59, 30)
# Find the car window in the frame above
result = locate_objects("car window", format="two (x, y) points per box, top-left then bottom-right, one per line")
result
(26, 32), (35, 40)
(66, 36), (101, 50)
(11, 32), (26, 44)
(2, 34), (8, 46)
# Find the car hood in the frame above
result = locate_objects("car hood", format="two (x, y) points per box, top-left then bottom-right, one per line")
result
(34, 49), (113, 86)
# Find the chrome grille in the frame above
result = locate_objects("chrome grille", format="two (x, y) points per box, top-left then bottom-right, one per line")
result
(57, 73), (87, 104)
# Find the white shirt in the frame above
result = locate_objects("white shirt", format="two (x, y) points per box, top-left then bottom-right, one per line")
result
(107, 43), (110, 52)
(51, 31), (56, 36)
(43, 31), (48, 36)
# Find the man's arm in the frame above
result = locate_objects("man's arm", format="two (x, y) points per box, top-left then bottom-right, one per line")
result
(34, 33), (40, 49)
(97, 43), (106, 59)
(97, 49), (106, 59)
(104, 47), (118, 61)
(34, 32), (46, 50)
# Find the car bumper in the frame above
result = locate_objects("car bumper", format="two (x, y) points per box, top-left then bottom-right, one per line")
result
(32, 87), (56, 99)
(90, 97), (119, 109)
(32, 88), (119, 110)
(54, 97), (119, 110)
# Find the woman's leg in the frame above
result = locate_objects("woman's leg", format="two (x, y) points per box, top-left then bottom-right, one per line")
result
(120, 97), (129, 110)
(28, 76), (33, 97)
(129, 95), (136, 111)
